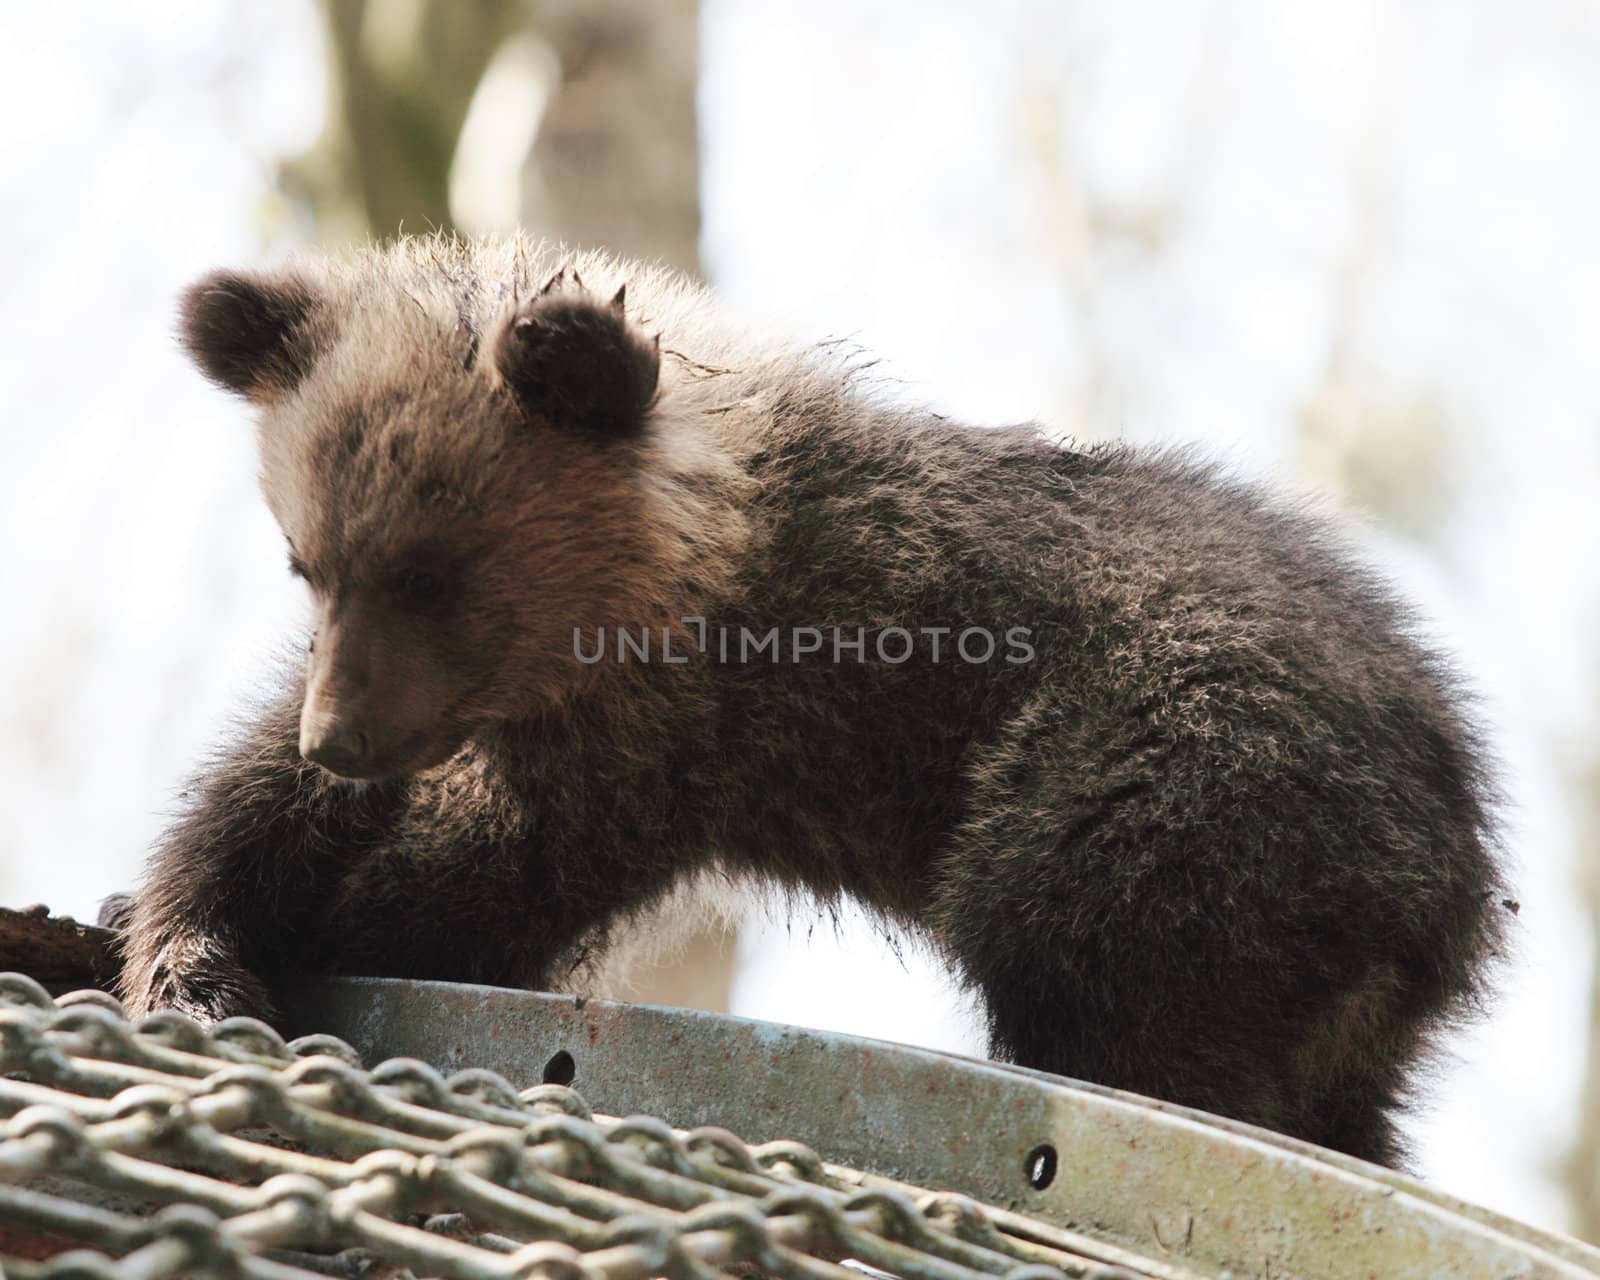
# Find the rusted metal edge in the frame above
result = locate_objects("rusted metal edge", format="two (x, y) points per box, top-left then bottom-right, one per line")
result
(286, 976), (1600, 1280)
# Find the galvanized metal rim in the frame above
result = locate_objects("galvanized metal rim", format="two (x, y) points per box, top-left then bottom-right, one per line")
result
(289, 977), (1600, 1280)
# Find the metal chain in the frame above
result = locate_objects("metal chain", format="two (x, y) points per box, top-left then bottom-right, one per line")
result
(0, 975), (1144, 1280)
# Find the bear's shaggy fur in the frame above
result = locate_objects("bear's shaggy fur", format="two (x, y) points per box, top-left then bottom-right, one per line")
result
(119, 236), (1507, 1167)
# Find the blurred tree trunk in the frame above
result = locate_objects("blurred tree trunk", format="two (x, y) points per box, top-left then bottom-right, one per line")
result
(281, 0), (735, 1013)
(520, 0), (700, 275)
(281, 0), (524, 241)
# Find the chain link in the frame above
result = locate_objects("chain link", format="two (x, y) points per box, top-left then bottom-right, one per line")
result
(0, 975), (1146, 1280)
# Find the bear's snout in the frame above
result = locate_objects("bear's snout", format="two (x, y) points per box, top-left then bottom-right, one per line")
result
(299, 715), (372, 777)
(300, 610), (385, 777)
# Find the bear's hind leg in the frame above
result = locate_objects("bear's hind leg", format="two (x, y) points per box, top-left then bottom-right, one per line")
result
(927, 786), (1415, 1166)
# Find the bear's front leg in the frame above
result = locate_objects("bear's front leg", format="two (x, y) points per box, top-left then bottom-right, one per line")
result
(310, 791), (676, 999)
(119, 678), (400, 1023)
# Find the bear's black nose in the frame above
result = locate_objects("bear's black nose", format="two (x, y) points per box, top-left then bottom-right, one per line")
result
(300, 723), (371, 777)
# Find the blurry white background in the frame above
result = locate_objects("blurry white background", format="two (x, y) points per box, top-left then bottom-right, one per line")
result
(1, 0), (1597, 1238)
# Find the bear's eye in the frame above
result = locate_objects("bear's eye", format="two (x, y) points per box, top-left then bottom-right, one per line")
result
(396, 568), (446, 604)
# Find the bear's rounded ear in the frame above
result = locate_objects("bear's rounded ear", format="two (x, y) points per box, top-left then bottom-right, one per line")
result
(178, 269), (321, 400)
(494, 283), (659, 437)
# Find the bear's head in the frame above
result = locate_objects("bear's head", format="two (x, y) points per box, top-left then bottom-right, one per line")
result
(178, 257), (681, 780)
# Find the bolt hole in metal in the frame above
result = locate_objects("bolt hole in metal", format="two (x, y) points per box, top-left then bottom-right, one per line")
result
(1025, 1142), (1058, 1191)
(542, 1048), (576, 1085)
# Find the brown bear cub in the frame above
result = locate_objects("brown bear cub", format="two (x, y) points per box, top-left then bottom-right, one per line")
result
(118, 236), (1505, 1168)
